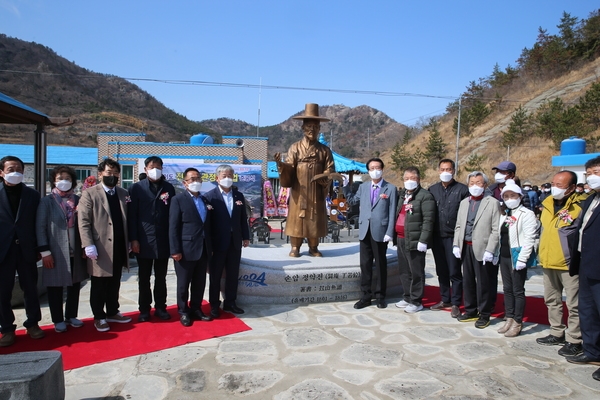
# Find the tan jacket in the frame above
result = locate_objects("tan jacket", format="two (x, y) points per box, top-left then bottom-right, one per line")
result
(453, 195), (501, 261)
(78, 184), (129, 277)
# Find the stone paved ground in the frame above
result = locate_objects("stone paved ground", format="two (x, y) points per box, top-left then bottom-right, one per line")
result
(12, 230), (600, 399)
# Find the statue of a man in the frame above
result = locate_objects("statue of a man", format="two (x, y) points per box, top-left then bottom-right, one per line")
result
(274, 103), (335, 257)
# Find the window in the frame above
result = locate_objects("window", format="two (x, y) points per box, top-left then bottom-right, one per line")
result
(121, 165), (134, 189)
(75, 169), (92, 183)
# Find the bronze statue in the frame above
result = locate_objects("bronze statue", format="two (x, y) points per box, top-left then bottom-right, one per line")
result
(274, 103), (335, 257)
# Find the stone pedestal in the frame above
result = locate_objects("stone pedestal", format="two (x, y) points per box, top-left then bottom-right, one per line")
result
(236, 243), (400, 305)
(0, 351), (65, 400)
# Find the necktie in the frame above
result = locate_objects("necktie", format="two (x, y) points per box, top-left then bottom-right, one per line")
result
(371, 185), (379, 206)
(108, 189), (115, 196)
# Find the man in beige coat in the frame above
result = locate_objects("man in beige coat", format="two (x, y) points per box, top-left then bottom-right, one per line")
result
(78, 158), (131, 332)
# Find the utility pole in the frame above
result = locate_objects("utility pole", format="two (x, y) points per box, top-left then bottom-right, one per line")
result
(455, 97), (462, 171)
(330, 129), (333, 151)
(367, 128), (370, 154)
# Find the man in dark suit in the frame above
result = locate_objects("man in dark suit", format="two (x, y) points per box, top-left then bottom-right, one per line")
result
(205, 164), (250, 317)
(567, 156), (600, 381)
(128, 156), (176, 322)
(169, 168), (213, 327)
(0, 155), (44, 347)
(79, 158), (132, 332)
(344, 158), (397, 309)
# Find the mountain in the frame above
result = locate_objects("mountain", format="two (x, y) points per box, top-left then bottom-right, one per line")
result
(0, 34), (405, 159)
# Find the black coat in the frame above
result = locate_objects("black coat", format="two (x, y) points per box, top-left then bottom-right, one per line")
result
(570, 192), (600, 279)
(204, 186), (250, 252)
(169, 191), (212, 262)
(0, 182), (39, 264)
(428, 180), (469, 238)
(128, 178), (176, 259)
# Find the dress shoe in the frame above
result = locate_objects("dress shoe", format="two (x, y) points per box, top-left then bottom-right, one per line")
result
(593, 368), (600, 381)
(450, 305), (461, 318)
(377, 299), (387, 309)
(210, 307), (220, 319)
(354, 299), (371, 309)
(154, 308), (172, 320)
(0, 331), (15, 347)
(308, 247), (323, 257)
(191, 310), (213, 321)
(504, 322), (522, 337)
(138, 312), (151, 323)
(497, 318), (514, 334)
(566, 353), (600, 366)
(289, 247), (300, 257)
(558, 342), (583, 357)
(223, 303), (245, 314)
(430, 301), (451, 311)
(180, 314), (193, 327)
(536, 334), (566, 346)
(27, 325), (45, 339)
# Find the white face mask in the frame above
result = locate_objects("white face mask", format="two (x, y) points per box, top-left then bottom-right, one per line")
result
(469, 185), (485, 197)
(494, 172), (507, 183)
(585, 188), (591, 193)
(55, 180), (72, 192)
(369, 169), (383, 180)
(551, 186), (568, 200)
(3, 172), (23, 185)
(439, 172), (453, 183)
(404, 180), (418, 191)
(587, 174), (600, 190)
(219, 177), (233, 189)
(504, 198), (521, 209)
(146, 168), (162, 181)
(523, 186), (531, 191)
(543, 188), (551, 193)
(187, 182), (202, 193)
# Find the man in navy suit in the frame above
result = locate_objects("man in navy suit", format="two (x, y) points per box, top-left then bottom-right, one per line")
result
(344, 158), (397, 309)
(128, 156), (176, 322)
(205, 164), (250, 317)
(567, 156), (600, 380)
(169, 168), (213, 327)
(0, 155), (44, 347)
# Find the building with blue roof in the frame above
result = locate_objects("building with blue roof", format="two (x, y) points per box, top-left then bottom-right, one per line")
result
(551, 137), (599, 183)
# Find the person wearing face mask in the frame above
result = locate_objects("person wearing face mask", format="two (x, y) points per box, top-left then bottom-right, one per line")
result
(392, 166), (436, 313)
(453, 171), (501, 329)
(344, 158), (397, 309)
(496, 180), (539, 338)
(79, 158), (132, 332)
(488, 161), (517, 201)
(36, 165), (88, 334)
(0, 156), (44, 347)
(536, 170), (586, 357)
(521, 181), (540, 213)
(127, 156), (176, 322)
(204, 164), (250, 317)
(169, 168), (213, 327)
(428, 159), (469, 317)
(567, 156), (600, 380)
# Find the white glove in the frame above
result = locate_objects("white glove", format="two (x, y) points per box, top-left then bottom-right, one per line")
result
(85, 245), (98, 260)
(453, 246), (461, 259)
(515, 261), (527, 270)
(383, 235), (392, 243)
(483, 251), (494, 263)
(417, 242), (427, 252)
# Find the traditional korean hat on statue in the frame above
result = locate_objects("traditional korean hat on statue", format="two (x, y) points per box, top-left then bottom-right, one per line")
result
(292, 103), (330, 122)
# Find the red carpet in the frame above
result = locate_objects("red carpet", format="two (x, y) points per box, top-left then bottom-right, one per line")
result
(422, 285), (563, 325)
(0, 304), (250, 370)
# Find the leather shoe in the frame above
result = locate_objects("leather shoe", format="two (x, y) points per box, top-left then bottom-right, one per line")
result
(450, 305), (461, 318)
(137, 312), (151, 323)
(210, 307), (220, 319)
(566, 353), (600, 366)
(593, 368), (600, 381)
(26, 325), (45, 339)
(191, 310), (213, 321)
(154, 308), (171, 320)
(0, 331), (15, 347)
(354, 299), (371, 309)
(180, 314), (193, 327)
(223, 303), (245, 314)
(430, 301), (451, 311)
(376, 299), (387, 309)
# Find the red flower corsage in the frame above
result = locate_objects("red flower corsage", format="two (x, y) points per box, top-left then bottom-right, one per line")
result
(235, 200), (244, 206)
(558, 209), (573, 225)
(125, 196), (132, 203)
(380, 193), (389, 199)
(405, 203), (413, 214)
(159, 192), (169, 205)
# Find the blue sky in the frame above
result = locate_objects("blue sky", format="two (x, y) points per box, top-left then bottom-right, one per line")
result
(1, 1), (597, 127)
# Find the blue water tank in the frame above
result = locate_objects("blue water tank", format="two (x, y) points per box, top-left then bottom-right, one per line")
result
(190, 134), (214, 145)
(560, 136), (586, 156)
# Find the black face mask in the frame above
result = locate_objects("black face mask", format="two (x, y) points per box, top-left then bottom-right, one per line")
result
(102, 175), (119, 187)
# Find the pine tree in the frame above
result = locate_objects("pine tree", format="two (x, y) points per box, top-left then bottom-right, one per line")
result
(425, 118), (447, 164)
